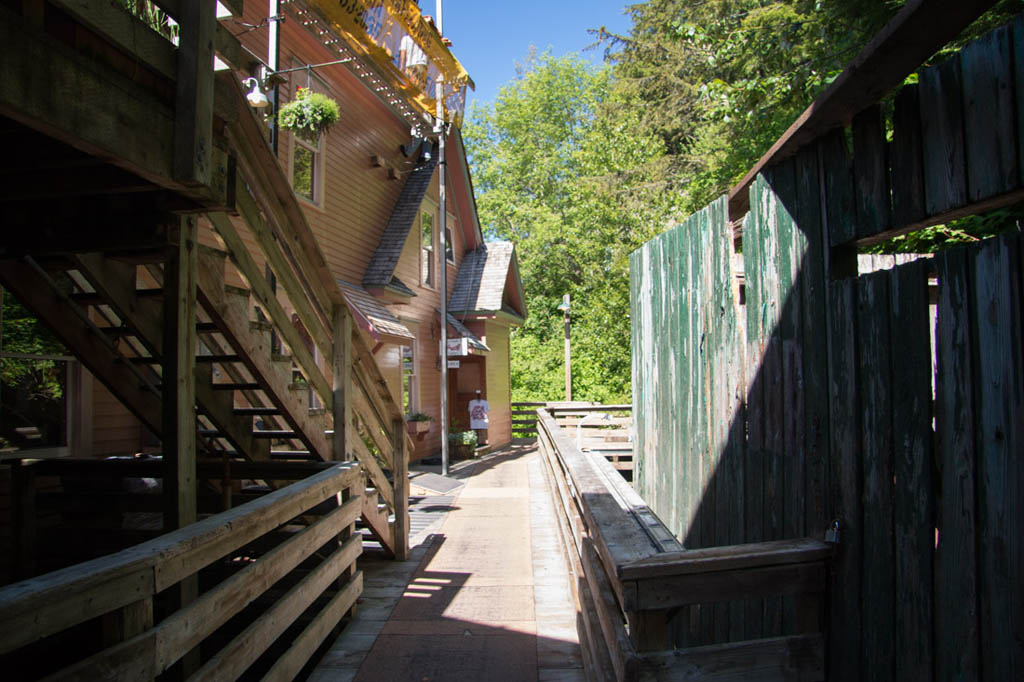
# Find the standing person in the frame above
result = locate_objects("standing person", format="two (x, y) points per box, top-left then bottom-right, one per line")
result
(468, 389), (489, 446)
(399, 31), (427, 90)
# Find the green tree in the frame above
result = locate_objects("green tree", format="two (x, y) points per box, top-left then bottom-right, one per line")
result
(464, 53), (674, 403)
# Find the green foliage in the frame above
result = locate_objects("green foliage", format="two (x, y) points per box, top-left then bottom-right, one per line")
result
(448, 429), (478, 447)
(464, 54), (675, 404)
(278, 88), (341, 137)
(407, 412), (433, 422)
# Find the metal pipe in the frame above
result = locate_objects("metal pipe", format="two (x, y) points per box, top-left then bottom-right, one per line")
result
(436, 0), (449, 476)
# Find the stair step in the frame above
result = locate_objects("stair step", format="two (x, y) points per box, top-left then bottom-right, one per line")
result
(233, 407), (281, 416)
(212, 382), (262, 391)
(253, 430), (298, 439)
(269, 451), (318, 461)
(196, 322), (220, 333)
(98, 327), (137, 338)
(196, 354), (242, 363)
(199, 429), (223, 438)
(70, 288), (162, 306)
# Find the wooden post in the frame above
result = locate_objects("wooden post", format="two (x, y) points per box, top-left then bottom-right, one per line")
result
(162, 214), (199, 675)
(102, 599), (154, 648)
(11, 460), (36, 580)
(627, 609), (670, 652)
(332, 304), (352, 462)
(562, 294), (572, 402)
(173, 0), (216, 187)
(391, 417), (409, 561)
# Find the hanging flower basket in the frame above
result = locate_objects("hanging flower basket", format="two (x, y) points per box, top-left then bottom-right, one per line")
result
(278, 87), (340, 137)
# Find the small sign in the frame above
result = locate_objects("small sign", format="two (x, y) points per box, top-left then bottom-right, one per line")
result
(446, 338), (469, 356)
(447, 360), (461, 369)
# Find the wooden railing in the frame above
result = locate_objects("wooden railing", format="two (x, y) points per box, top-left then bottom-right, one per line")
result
(548, 404), (634, 481)
(0, 461), (363, 680)
(536, 407), (831, 681)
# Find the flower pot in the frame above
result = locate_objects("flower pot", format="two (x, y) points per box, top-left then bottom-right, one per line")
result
(406, 421), (430, 436)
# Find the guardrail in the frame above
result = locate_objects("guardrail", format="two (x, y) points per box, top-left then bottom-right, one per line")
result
(536, 407), (830, 681)
(0, 461), (362, 680)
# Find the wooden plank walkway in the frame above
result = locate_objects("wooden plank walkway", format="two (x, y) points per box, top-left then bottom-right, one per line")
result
(310, 443), (584, 681)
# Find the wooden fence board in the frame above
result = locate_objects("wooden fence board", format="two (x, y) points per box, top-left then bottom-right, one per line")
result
(934, 246), (980, 682)
(962, 25), (1017, 202)
(920, 56), (967, 215)
(795, 143), (830, 542)
(821, 129), (856, 247)
(852, 104), (891, 239)
(889, 260), (935, 682)
(890, 85), (927, 227)
(826, 277), (861, 682)
(1014, 15), (1024, 187)
(969, 232), (1024, 681)
(857, 271), (896, 680)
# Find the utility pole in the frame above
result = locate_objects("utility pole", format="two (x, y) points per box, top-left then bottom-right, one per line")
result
(436, 0), (449, 476)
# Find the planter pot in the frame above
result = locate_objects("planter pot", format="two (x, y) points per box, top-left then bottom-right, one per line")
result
(406, 421), (431, 436)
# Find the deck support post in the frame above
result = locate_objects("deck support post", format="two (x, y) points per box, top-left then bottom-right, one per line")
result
(162, 214), (199, 675)
(392, 417), (409, 561)
(173, 0), (216, 187)
(627, 609), (671, 652)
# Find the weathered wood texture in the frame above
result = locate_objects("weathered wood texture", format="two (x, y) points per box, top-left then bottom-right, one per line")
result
(536, 407), (828, 682)
(630, 15), (1024, 680)
(0, 463), (363, 680)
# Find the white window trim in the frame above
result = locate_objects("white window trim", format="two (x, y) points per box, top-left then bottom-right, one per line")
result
(402, 340), (419, 414)
(289, 127), (325, 208)
(420, 199), (438, 289)
(445, 215), (456, 265)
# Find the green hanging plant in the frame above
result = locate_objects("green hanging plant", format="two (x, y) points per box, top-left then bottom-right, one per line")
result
(278, 87), (340, 137)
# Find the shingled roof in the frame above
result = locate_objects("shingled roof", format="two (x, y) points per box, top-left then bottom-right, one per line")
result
(338, 280), (414, 344)
(448, 242), (524, 319)
(363, 155), (438, 288)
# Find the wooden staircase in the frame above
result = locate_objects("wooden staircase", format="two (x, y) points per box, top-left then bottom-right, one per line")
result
(0, 14), (412, 561)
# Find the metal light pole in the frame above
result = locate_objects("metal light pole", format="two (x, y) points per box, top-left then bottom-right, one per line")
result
(436, 0), (450, 476)
(558, 294), (571, 402)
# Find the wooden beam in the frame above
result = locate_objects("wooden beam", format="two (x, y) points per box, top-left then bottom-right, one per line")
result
(392, 417), (409, 561)
(333, 304), (353, 461)
(728, 0), (999, 221)
(173, 0), (216, 187)
(639, 634), (824, 681)
(0, 6), (232, 209)
(162, 217), (198, 531)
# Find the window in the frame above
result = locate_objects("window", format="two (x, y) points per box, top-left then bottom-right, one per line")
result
(402, 343), (417, 414)
(288, 69), (328, 206)
(420, 206), (435, 287)
(445, 224), (454, 264)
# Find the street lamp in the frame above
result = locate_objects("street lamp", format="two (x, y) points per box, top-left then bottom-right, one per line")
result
(557, 294), (571, 402)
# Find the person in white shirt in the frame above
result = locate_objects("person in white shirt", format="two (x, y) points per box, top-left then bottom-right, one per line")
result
(468, 389), (489, 445)
(399, 33), (427, 89)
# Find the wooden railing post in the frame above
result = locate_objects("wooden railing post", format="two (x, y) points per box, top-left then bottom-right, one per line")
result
(162, 214), (199, 676)
(392, 417), (409, 561)
(11, 460), (36, 580)
(333, 304), (352, 462)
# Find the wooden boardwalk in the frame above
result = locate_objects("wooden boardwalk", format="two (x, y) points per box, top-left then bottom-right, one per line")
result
(311, 444), (583, 681)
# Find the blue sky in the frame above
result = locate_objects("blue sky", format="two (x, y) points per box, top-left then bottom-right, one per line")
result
(428, 1), (635, 107)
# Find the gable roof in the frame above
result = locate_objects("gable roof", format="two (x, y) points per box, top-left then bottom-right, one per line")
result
(362, 155), (438, 288)
(448, 241), (525, 321)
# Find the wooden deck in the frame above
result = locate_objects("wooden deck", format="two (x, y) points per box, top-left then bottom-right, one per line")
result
(310, 444), (584, 681)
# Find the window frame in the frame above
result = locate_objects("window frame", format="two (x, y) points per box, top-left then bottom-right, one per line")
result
(445, 218), (455, 264)
(287, 67), (328, 208)
(420, 200), (438, 288)
(401, 340), (418, 414)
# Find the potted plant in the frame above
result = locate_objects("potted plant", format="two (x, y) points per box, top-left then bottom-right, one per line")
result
(278, 87), (340, 138)
(406, 412), (432, 435)
(447, 429), (478, 459)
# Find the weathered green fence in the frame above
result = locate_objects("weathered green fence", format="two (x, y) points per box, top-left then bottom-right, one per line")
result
(630, 14), (1024, 681)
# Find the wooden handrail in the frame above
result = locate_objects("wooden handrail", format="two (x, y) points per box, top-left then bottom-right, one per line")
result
(0, 462), (361, 654)
(536, 406), (831, 681)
